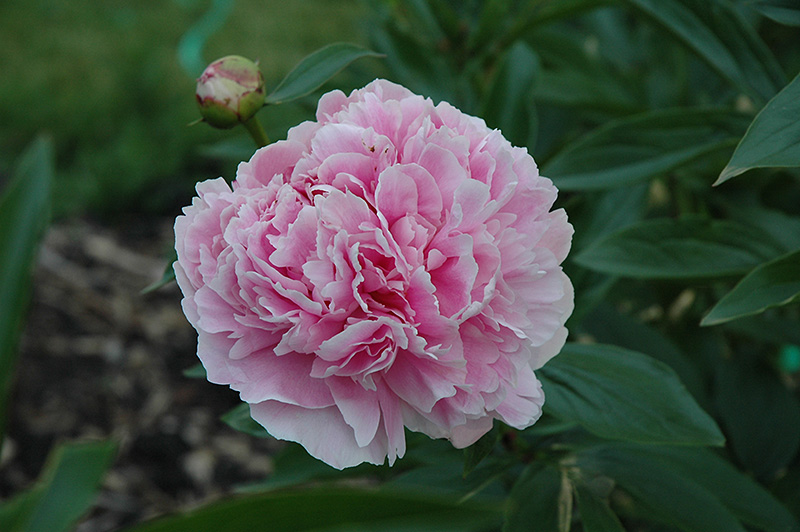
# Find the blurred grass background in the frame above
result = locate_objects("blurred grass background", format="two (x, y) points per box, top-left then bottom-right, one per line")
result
(0, 0), (375, 218)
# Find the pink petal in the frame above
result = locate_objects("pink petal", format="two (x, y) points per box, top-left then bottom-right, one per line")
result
(250, 401), (388, 469)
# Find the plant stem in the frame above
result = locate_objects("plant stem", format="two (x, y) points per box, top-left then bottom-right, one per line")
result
(243, 116), (269, 148)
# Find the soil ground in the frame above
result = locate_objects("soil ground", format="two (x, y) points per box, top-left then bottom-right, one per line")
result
(0, 216), (283, 531)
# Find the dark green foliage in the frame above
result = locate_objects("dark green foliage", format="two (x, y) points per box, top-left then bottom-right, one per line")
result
(358, 1), (800, 530)
(0, 137), (53, 443)
(121, 486), (503, 532)
(3, 1), (800, 531)
(539, 343), (724, 445)
(0, 441), (117, 532)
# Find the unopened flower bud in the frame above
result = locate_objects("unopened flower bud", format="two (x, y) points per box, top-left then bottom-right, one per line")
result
(196, 56), (265, 129)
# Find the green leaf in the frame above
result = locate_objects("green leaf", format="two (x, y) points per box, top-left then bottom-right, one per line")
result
(581, 304), (706, 406)
(237, 443), (343, 492)
(539, 343), (724, 446)
(580, 444), (799, 532)
(468, 0), (512, 52)
(717, 72), (800, 184)
(463, 423), (499, 477)
(0, 136), (53, 443)
(749, 0), (800, 26)
(578, 445), (740, 532)
(141, 257), (177, 294)
(513, 0), (613, 31)
(702, 249), (800, 326)
(176, 0), (234, 75)
(400, 0), (447, 44)
(424, 0), (462, 42)
(721, 313), (800, 347)
(386, 434), (510, 502)
(624, 0), (785, 102)
(543, 108), (747, 190)
(718, 200), (800, 253)
(390, 455), (511, 503)
(570, 185), (649, 251)
(120, 486), (503, 532)
(481, 41), (539, 149)
(565, 268), (617, 327)
(182, 363), (207, 379)
(370, 22), (461, 106)
(265, 43), (383, 105)
(714, 359), (800, 481)
(0, 440), (116, 532)
(575, 217), (784, 279)
(526, 27), (642, 114)
(221, 403), (272, 438)
(668, 446), (800, 532)
(772, 464), (800, 523)
(505, 464), (569, 532)
(574, 485), (625, 532)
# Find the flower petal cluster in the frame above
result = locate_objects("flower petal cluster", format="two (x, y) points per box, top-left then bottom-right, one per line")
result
(175, 80), (573, 469)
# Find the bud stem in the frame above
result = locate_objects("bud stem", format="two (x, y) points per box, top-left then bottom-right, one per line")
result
(243, 116), (270, 148)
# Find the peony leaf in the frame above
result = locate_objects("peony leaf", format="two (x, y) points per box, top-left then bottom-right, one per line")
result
(118, 487), (503, 532)
(578, 444), (799, 532)
(539, 343), (724, 446)
(713, 359), (800, 482)
(221, 403), (272, 438)
(702, 249), (800, 326)
(463, 423), (499, 476)
(480, 41), (539, 149)
(569, 185), (649, 252)
(624, 0), (785, 102)
(468, 0), (514, 52)
(581, 304), (706, 405)
(181, 363), (206, 379)
(511, 0), (613, 33)
(0, 440), (116, 532)
(141, 251), (177, 294)
(526, 27), (642, 114)
(749, 0), (800, 26)
(176, 0), (234, 76)
(720, 313), (800, 347)
(237, 443), (362, 493)
(575, 217), (784, 279)
(370, 21), (461, 105)
(265, 43), (383, 105)
(717, 201), (800, 253)
(716, 72), (800, 185)
(399, 0), (446, 44)
(573, 485), (625, 532)
(504, 464), (566, 532)
(577, 445), (745, 532)
(543, 108), (747, 191)
(0, 136), (53, 443)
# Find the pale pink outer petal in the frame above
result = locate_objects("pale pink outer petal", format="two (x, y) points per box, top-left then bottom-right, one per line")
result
(530, 273), (574, 370)
(249, 401), (389, 469)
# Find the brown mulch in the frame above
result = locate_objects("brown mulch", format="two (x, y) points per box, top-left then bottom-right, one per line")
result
(0, 216), (283, 531)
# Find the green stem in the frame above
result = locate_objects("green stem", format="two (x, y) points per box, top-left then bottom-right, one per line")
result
(243, 116), (269, 148)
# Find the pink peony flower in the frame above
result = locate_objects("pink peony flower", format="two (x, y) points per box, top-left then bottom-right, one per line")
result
(175, 79), (574, 469)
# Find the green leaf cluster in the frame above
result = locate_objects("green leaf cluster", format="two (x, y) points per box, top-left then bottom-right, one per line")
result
(4, 0), (800, 530)
(145, 1), (800, 530)
(359, 1), (800, 530)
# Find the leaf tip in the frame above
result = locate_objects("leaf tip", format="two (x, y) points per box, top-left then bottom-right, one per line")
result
(713, 165), (745, 186)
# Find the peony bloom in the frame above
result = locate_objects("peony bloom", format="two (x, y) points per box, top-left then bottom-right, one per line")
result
(175, 79), (573, 469)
